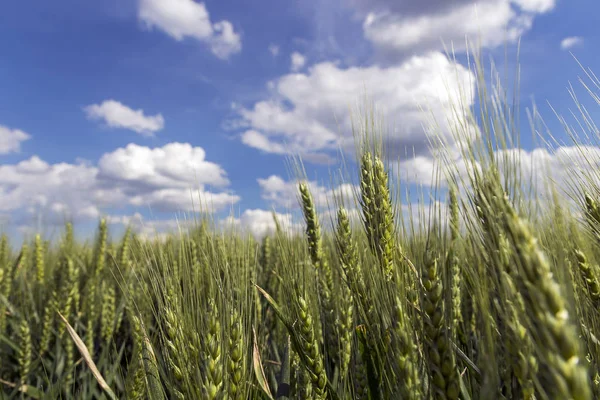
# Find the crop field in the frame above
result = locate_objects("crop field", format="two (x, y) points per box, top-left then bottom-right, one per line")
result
(2, 62), (600, 400)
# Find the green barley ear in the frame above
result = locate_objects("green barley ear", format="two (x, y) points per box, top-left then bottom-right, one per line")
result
(584, 193), (600, 242)
(203, 300), (224, 399)
(0, 233), (8, 271)
(496, 184), (592, 399)
(296, 294), (328, 399)
(447, 186), (462, 340)
(575, 249), (600, 307)
(372, 154), (397, 281)
(335, 207), (365, 296)
(298, 181), (338, 371)
(422, 251), (460, 400)
(359, 150), (400, 281)
(59, 257), (79, 337)
(18, 317), (32, 387)
(500, 271), (537, 399)
(227, 309), (246, 400)
(449, 186), (460, 241)
(334, 207), (360, 384)
(34, 233), (44, 285)
(299, 181), (325, 270)
(391, 296), (422, 399)
(139, 317), (167, 400)
(163, 302), (186, 399)
(64, 221), (74, 252)
(39, 291), (58, 356)
(0, 246), (25, 333)
(94, 218), (108, 277)
(126, 313), (146, 399)
(101, 282), (116, 342)
(118, 227), (132, 269)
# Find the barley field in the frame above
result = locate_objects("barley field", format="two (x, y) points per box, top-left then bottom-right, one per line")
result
(3, 59), (600, 400)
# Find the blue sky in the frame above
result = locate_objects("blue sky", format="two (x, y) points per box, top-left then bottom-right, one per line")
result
(0, 0), (598, 242)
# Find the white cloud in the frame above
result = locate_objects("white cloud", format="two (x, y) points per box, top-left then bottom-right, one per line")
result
(258, 175), (358, 210)
(290, 52), (306, 71)
(241, 130), (287, 155)
(108, 212), (194, 240)
(97, 142), (230, 190)
(138, 0), (241, 59)
(560, 36), (583, 50)
(269, 44), (280, 57)
(84, 100), (164, 136)
(0, 143), (238, 226)
(357, 0), (554, 55)
(512, 0), (554, 13)
(233, 52), (475, 162)
(224, 209), (301, 238)
(0, 125), (31, 154)
(129, 188), (239, 213)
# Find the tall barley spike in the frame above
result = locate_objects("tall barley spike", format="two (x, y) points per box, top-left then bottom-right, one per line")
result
(227, 309), (246, 400)
(299, 181), (338, 370)
(359, 151), (400, 281)
(392, 296), (422, 399)
(0, 234), (8, 272)
(0, 246), (26, 333)
(335, 207), (365, 296)
(372, 155), (396, 281)
(494, 180), (592, 400)
(422, 252), (460, 400)
(40, 291), (58, 356)
(448, 187), (462, 340)
(139, 317), (167, 400)
(101, 282), (116, 342)
(94, 218), (108, 277)
(575, 249), (600, 307)
(34, 233), (44, 285)
(501, 271), (537, 399)
(18, 317), (32, 387)
(296, 295), (328, 399)
(203, 300), (223, 400)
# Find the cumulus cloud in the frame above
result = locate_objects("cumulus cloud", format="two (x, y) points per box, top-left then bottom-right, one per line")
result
(258, 175), (358, 210)
(138, 0), (242, 59)
(97, 142), (230, 190)
(107, 212), (195, 240)
(560, 36), (583, 50)
(355, 0), (555, 55)
(0, 125), (31, 154)
(223, 209), (302, 238)
(290, 52), (306, 71)
(232, 52), (475, 162)
(84, 100), (164, 136)
(0, 143), (238, 227)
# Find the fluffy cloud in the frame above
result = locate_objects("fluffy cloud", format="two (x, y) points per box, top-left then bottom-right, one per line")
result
(84, 100), (164, 136)
(129, 188), (239, 213)
(0, 125), (31, 154)
(223, 209), (302, 238)
(392, 144), (600, 196)
(356, 0), (555, 55)
(138, 0), (241, 59)
(97, 142), (229, 190)
(560, 36), (583, 50)
(107, 212), (193, 240)
(233, 52), (475, 162)
(258, 175), (358, 210)
(0, 143), (238, 226)
(290, 52), (306, 72)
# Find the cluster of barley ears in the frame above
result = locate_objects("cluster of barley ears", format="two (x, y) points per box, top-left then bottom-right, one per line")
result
(4, 52), (600, 400)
